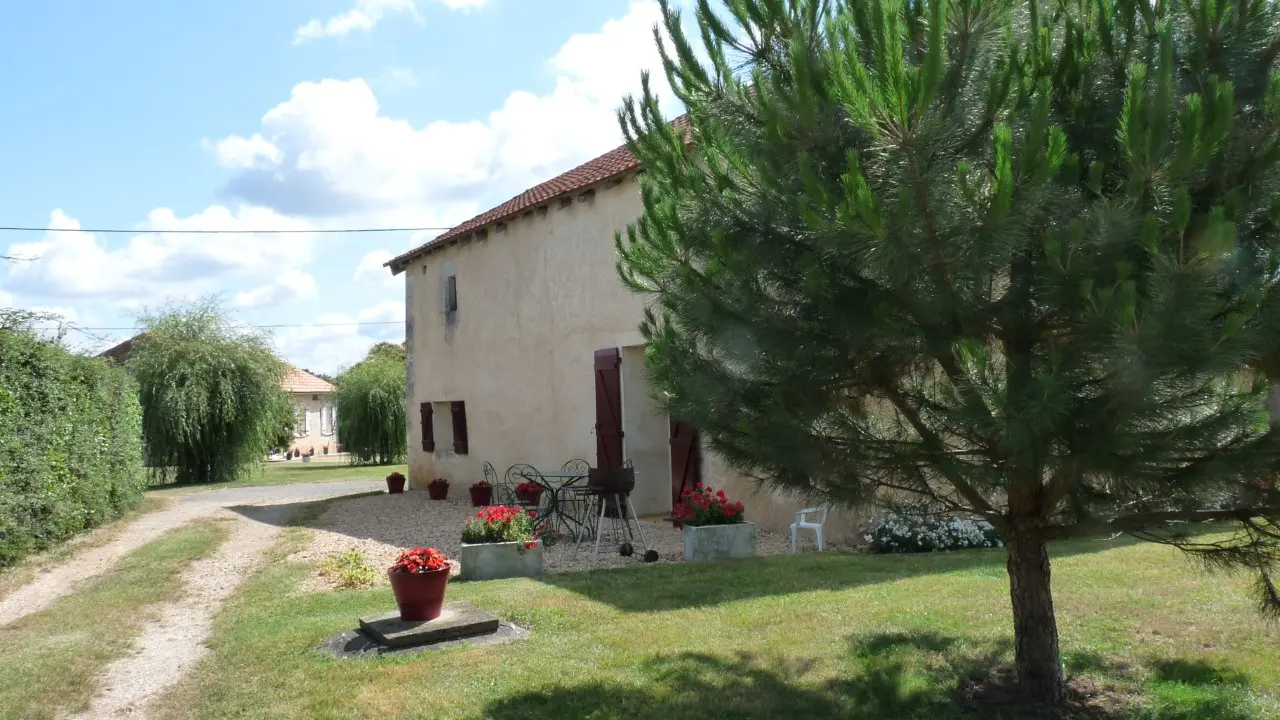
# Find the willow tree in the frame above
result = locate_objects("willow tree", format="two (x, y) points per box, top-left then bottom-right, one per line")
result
(129, 301), (288, 485)
(618, 0), (1280, 705)
(335, 345), (407, 465)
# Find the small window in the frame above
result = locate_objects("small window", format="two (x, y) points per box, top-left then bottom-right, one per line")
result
(423, 400), (468, 455)
(294, 404), (308, 438)
(445, 275), (458, 313)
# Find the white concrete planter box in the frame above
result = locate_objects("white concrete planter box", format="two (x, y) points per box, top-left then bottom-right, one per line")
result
(459, 540), (544, 581)
(682, 522), (757, 562)
(301, 455), (312, 463)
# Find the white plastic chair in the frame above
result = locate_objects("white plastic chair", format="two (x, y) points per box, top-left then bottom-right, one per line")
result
(790, 503), (829, 553)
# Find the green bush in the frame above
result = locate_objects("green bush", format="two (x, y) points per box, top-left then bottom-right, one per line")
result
(0, 319), (145, 567)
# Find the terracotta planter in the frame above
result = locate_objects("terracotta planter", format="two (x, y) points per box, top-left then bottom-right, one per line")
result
(386, 475), (406, 494)
(469, 486), (493, 507)
(427, 483), (450, 500)
(515, 488), (543, 505)
(387, 567), (450, 621)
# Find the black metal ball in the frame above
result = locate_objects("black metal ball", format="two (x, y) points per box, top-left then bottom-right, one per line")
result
(643, 549), (659, 563)
(618, 542), (634, 557)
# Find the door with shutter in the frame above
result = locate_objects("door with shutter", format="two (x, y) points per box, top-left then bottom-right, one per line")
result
(594, 348), (623, 470)
(669, 419), (700, 510)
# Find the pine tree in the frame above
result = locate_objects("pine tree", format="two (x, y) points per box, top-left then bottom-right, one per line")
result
(618, 0), (1280, 705)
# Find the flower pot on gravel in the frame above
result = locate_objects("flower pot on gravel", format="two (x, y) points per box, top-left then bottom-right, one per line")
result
(386, 472), (406, 494)
(458, 505), (543, 581)
(459, 540), (543, 581)
(673, 483), (755, 562)
(469, 484), (493, 507)
(387, 547), (452, 621)
(427, 478), (449, 500)
(682, 522), (758, 562)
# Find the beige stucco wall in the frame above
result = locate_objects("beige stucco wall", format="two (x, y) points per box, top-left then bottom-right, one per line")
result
(402, 175), (863, 540)
(288, 392), (338, 454)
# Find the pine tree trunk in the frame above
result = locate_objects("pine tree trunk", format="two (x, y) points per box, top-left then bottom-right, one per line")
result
(1004, 521), (1065, 706)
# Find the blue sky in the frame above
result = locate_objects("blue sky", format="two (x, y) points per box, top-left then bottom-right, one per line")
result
(0, 0), (674, 372)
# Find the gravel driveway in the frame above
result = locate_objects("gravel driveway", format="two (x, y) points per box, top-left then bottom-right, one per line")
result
(292, 489), (797, 586)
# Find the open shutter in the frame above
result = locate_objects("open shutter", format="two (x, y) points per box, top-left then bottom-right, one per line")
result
(420, 402), (435, 452)
(594, 348), (623, 470)
(451, 401), (469, 454)
(670, 419), (701, 510)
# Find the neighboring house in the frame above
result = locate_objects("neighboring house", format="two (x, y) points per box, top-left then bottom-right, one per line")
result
(385, 130), (862, 539)
(281, 368), (339, 454)
(99, 338), (340, 455)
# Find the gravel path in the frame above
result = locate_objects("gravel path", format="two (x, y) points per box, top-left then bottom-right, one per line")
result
(292, 490), (797, 588)
(0, 480), (378, 629)
(71, 506), (292, 720)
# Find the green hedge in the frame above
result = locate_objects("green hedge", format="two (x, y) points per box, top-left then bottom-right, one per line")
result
(0, 326), (145, 567)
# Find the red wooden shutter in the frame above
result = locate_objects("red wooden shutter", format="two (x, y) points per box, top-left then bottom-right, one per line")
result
(451, 401), (469, 455)
(594, 348), (623, 470)
(669, 419), (701, 510)
(420, 402), (435, 452)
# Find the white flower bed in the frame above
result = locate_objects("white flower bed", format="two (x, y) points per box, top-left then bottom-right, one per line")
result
(864, 512), (1003, 553)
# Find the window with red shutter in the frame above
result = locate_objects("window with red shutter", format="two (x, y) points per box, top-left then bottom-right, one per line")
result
(420, 402), (435, 452)
(451, 401), (468, 455)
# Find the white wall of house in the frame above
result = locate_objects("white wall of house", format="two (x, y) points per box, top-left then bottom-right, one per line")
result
(290, 392), (338, 454)
(401, 174), (863, 540)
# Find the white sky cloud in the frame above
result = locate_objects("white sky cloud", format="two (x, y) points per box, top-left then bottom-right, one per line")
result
(222, 1), (674, 226)
(3, 207), (316, 307)
(233, 269), (319, 309)
(354, 249), (399, 288)
(272, 302), (405, 373)
(293, 0), (489, 44)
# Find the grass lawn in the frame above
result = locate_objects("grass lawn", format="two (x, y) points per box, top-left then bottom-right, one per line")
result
(147, 461), (407, 495)
(0, 495), (170, 602)
(155, 522), (1280, 720)
(0, 518), (228, 720)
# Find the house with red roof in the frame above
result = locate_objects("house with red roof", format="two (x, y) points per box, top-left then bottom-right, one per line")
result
(281, 367), (338, 456)
(385, 130), (857, 539)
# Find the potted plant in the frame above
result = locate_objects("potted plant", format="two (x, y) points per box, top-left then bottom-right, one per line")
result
(301, 449), (312, 463)
(513, 480), (543, 505)
(469, 480), (493, 507)
(458, 506), (543, 581)
(674, 483), (756, 562)
(386, 471), (407, 494)
(427, 477), (450, 500)
(387, 547), (452, 621)
(323, 445), (329, 455)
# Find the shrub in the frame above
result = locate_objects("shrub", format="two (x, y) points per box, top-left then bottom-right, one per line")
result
(0, 314), (145, 567)
(864, 512), (1003, 554)
(672, 483), (745, 527)
(461, 506), (538, 548)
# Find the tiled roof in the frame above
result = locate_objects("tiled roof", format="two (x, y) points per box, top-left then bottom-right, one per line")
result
(281, 368), (337, 394)
(385, 115), (689, 273)
(99, 334), (145, 362)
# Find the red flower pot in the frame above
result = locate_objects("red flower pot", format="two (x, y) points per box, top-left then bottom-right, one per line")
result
(427, 483), (449, 500)
(386, 474), (406, 494)
(515, 488), (543, 505)
(388, 567), (450, 621)
(469, 486), (493, 507)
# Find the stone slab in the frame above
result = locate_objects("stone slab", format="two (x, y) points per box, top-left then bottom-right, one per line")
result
(358, 602), (499, 648)
(320, 622), (529, 660)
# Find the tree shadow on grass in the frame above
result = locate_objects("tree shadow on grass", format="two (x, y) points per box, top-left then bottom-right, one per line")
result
(536, 534), (1141, 612)
(482, 633), (999, 720)
(482, 632), (1271, 720)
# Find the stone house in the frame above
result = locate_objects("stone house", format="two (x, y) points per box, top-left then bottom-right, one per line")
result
(385, 136), (861, 540)
(282, 368), (338, 455)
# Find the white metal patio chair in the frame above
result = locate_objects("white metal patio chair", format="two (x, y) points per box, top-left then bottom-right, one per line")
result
(790, 503), (830, 553)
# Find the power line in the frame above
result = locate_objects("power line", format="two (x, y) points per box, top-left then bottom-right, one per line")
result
(29, 320), (404, 331)
(0, 225), (452, 235)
